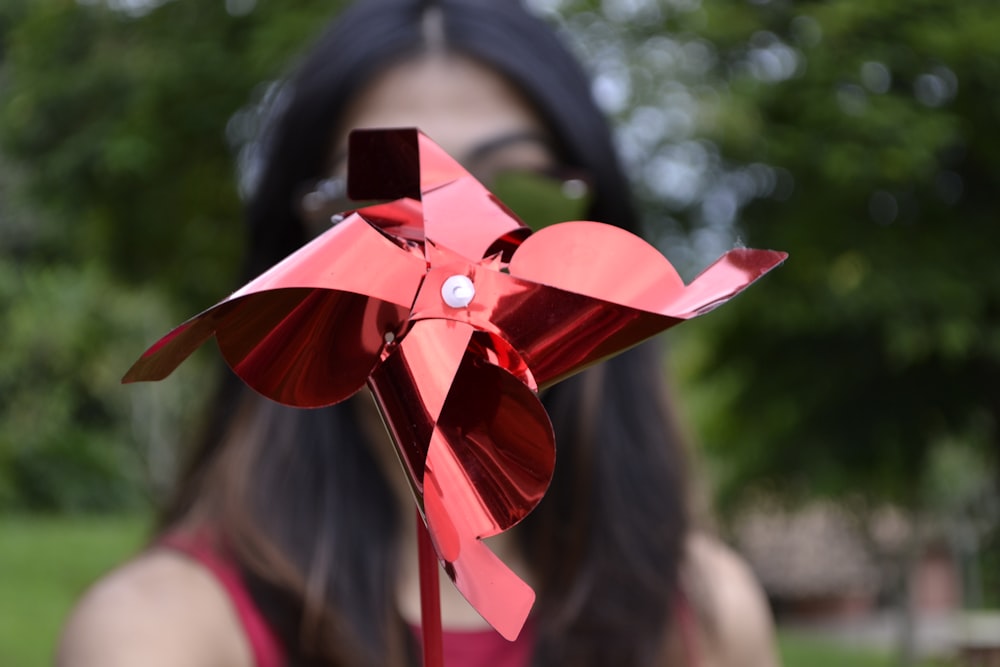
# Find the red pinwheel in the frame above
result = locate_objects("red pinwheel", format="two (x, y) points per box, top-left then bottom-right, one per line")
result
(123, 128), (786, 644)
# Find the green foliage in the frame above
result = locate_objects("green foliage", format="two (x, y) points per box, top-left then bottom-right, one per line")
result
(0, 259), (195, 512)
(0, 0), (346, 511)
(548, 0), (999, 515)
(777, 633), (946, 667)
(0, 0), (346, 311)
(668, 0), (1000, 510)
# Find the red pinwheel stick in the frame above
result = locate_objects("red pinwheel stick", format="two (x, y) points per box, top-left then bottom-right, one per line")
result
(417, 509), (444, 667)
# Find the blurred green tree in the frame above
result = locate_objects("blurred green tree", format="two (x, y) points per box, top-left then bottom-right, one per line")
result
(0, 0), (344, 511)
(668, 0), (1000, 517)
(639, 1), (1000, 653)
(542, 7), (1000, 654)
(1, 0), (345, 309)
(542, 0), (998, 538)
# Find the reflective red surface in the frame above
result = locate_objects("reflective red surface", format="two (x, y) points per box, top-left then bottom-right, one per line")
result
(123, 128), (787, 640)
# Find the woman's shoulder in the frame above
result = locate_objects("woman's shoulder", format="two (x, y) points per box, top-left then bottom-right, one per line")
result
(56, 547), (252, 667)
(682, 532), (780, 667)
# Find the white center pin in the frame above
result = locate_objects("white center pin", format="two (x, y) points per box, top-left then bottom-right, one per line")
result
(441, 275), (475, 308)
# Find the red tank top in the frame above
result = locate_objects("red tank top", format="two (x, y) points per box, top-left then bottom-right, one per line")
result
(160, 532), (698, 667)
(411, 622), (535, 667)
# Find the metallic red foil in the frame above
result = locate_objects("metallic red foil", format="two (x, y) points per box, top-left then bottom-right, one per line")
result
(123, 128), (787, 641)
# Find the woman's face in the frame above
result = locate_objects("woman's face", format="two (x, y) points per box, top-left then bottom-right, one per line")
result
(329, 53), (555, 192)
(334, 52), (555, 180)
(299, 51), (592, 237)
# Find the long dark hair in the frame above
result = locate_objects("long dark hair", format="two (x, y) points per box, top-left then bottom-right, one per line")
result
(162, 1), (689, 666)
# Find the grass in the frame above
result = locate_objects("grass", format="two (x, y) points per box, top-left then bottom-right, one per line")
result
(0, 514), (150, 667)
(778, 632), (952, 667)
(780, 633), (894, 667)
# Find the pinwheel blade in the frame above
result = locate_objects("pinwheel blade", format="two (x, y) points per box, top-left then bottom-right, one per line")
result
(348, 128), (527, 260)
(657, 247), (789, 318)
(432, 337), (555, 539)
(123, 214), (426, 406)
(368, 319), (475, 494)
(427, 339), (553, 640)
(217, 288), (408, 407)
(498, 221), (787, 385)
(508, 220), (687, 311)
(370, 319), (553, 640)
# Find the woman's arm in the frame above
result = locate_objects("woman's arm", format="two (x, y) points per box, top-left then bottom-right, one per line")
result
(56, 550), (252, 667)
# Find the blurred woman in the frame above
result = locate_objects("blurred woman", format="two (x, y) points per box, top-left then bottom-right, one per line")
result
(58, 1), (778, 666)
